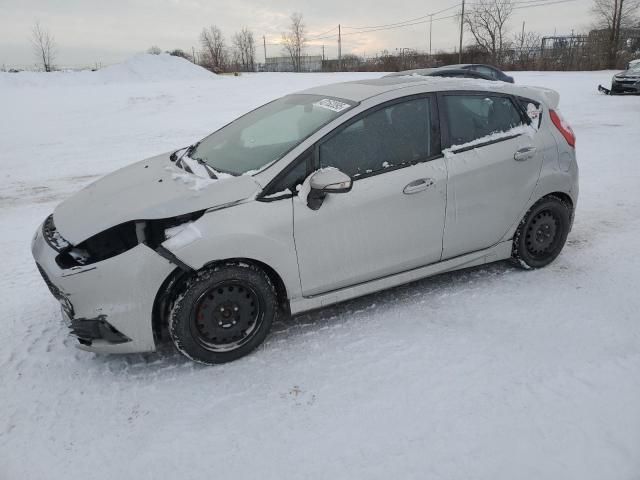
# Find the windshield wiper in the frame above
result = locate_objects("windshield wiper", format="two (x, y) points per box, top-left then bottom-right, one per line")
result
(170, 142), (200, 163)
(193, 157), (218, 179)
(174, 145), (217, 180)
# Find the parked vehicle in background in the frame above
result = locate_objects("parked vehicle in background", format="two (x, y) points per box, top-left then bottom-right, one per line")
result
(386, 64), (514, 83)
(610, 60), (640, 94)
(32, 76), (577, 365)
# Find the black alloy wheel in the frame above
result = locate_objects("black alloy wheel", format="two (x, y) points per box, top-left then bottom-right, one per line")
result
(191, 281), (263, 352)
(513, 195), (572, 269)
(169, 263), (278, 364)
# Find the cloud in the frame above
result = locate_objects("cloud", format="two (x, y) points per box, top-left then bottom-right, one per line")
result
(0, 0), (592, 66)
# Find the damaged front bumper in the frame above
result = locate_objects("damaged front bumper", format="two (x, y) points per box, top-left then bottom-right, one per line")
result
(32, 220), (177, 354)
(611, 78), (640, 94)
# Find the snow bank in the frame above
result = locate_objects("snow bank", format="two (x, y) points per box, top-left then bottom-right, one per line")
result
(96, 54), (215, 83)
(0, 53), (216, 88)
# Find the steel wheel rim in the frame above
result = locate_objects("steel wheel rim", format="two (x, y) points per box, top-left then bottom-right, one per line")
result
(525, 210), (562, 259)
(189, 281), (265, 352)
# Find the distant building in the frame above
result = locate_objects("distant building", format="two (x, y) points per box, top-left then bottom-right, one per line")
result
(264, 55), (323, 72)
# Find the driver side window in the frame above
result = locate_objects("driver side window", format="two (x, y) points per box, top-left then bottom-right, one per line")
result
(318, 97), (433, 178)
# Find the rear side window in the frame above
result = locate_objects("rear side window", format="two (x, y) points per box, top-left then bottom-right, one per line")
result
(517, 97), (542, 129)
(443, 94), (524, 145)
(319, 97), (433, 178)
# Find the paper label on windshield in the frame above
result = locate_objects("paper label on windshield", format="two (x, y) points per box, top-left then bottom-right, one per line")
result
(313, 98), (351, 112)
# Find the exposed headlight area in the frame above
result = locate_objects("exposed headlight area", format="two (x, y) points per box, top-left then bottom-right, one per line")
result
(42, 214), (71, 252)
(51, 211), (205, 269)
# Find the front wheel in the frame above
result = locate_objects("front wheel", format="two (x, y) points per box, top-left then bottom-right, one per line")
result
(512, 196), (572, 269)
(169, 263), (278, 364)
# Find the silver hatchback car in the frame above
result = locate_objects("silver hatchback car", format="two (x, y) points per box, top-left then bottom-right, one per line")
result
(32, 76), (578, 364)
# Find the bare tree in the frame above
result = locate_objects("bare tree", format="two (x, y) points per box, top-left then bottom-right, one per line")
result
(169, 49), (192, 61)
(31, 22), (56, 72)
(592, 0), (640, 67)
(512, 29), (542, 69)
(232, 27), (256, 72)
(282, 13), (306, 72)
(463, 0), (514, 64)
(200, 25), (227, 72)
(147, 45), (162, 55)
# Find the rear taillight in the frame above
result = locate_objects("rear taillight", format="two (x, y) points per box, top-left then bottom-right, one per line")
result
(549, 109), (576, 148)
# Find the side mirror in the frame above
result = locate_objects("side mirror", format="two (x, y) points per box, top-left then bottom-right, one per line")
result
(307, 168), (352, 210)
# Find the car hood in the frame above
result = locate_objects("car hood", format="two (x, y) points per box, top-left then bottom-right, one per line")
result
(615, 69), (640, 79)
(54, 153), (262, 244)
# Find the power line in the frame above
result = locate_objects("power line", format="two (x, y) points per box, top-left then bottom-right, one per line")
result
(343, 14), (439, 30)
(307, 14), (459, 42)
(342, 14), (460, 37)
(342, 3), (461, 30)
(307, 25), (339, 40)
(265, 0), (579, 58)
(308, 0), (577, 41)
(512, 0), (577, 8)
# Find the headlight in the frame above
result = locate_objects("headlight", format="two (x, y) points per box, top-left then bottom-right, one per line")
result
(54, 211), (205, 269)
(43, 215), (71, 252)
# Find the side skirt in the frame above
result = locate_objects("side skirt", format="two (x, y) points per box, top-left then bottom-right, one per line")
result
(289, 240), (513, 315)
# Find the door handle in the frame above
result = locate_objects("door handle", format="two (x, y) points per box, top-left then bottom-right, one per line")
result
(403, 178), (434, 194)
(514, 146), (537, 161)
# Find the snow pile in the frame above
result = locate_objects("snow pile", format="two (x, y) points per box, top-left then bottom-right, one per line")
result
(168, 167), (217, 191)
(163, 221), (202, 250)
(166, 150), (233, 192)
(96, 53), (216, 83)
(0, 53), (216, 88)
(295, 166), (341, 205)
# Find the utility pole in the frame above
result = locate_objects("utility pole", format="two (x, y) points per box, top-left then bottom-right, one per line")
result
(192, 46), (196, 64)
(520, 21), (525, 64)
(263, 35), (267, 68)
(338, 24), (342, 71)
(429, 14), (433, 56)
(458, 0), (465, 63)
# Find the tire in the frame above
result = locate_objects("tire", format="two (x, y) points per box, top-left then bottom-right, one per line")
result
(512, 195), (572, 269)
(169, 263), (277, 365)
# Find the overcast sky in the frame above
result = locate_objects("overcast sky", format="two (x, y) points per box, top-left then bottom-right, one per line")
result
(1, 0), (593, 68)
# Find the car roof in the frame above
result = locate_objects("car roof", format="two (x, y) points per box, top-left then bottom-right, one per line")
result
(298, 76), (528, 103)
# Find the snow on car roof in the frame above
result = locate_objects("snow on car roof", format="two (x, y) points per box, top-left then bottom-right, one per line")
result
(299, 75), (559, 107)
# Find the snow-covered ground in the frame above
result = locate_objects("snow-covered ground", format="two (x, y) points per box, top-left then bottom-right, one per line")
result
(2, 56), (640, 479)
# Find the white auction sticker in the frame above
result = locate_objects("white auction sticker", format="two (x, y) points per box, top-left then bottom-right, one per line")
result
(313, 98), (351, 112)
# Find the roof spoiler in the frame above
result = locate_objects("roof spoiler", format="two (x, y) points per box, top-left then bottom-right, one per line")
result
(519, 86), (560, 109)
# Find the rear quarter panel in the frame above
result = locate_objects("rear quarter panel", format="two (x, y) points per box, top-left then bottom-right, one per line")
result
(500, 110), (578, 242)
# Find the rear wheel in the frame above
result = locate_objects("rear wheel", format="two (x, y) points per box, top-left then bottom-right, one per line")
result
(169, 263), (277, 364)
(512, 196), (571, 269)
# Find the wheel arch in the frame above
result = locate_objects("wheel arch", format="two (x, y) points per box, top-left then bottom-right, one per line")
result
(151, 258), (290, 344)
(544, 191), (573, 209)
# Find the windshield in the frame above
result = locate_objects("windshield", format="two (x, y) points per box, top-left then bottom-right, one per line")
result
(190, 94), (355, 175)
(628, 62), (640, 72)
